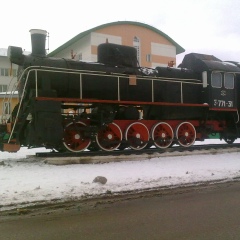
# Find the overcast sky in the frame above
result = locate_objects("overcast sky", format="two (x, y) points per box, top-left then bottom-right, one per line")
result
(2, 0), (239, 65)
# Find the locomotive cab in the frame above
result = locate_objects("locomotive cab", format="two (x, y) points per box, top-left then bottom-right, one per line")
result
(180, 53), (240, 110)
(204, 70), (237, 110)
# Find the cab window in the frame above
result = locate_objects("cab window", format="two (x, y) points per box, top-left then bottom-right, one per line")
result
(224, 73), (234, 89)
(211, 72), (222, 88)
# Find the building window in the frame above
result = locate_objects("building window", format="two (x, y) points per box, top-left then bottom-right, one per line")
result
(78, 53), (83, 61)
(0, 68), (9, 76)
(0, 68), (17, 77)
(1, 68), (5, 76)
(3, 102), (10, 114)
(5, 68), (9, 76)
(0, 85), (7, 92)
(146, 54), (151, 62)
(12, 69), (17, 77)
(133, 36), (141, 65)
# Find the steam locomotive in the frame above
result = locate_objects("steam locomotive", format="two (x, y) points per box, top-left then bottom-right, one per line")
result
(1, 29), (240, 153)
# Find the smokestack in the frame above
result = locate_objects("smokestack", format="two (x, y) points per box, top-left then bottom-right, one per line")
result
(29, 29), (47, 56)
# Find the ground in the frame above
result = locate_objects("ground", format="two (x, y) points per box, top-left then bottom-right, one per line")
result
(1, 139), (240, 212)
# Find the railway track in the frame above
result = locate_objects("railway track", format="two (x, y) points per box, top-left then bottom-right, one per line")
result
(35, 143), (240, 165)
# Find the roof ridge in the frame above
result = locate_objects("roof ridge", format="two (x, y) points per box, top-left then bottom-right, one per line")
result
(48, 21), (184, 57)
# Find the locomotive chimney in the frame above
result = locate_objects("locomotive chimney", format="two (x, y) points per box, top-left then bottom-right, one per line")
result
(29, 29), (47, 56)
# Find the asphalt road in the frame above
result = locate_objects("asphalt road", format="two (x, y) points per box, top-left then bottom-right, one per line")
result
(1, 181), (240, 240)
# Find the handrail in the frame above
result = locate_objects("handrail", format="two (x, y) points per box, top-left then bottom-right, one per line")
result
(14, 65), (202, 83)
(7, 69), (31, 143)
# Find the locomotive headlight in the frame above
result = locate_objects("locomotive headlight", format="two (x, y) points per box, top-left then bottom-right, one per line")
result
(7, 46), (24, 65)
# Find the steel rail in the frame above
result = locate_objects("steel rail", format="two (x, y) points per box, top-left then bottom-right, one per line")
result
(35, 143), (240, 159)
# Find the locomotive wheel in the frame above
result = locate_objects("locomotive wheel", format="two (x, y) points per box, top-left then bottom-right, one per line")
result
(96, 123), (122, 151)
(125, 122), (149, 150)
(175, 122), (196, 147)
(224, 137), (235, 144)
(151, 122), (174, 148)
(63, 121), (91, 152)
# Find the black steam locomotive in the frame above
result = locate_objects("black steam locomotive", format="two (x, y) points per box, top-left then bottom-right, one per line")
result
(1, 29), (240, 152)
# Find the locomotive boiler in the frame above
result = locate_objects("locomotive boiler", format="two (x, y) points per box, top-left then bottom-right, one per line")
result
(1, 29), (240, 153)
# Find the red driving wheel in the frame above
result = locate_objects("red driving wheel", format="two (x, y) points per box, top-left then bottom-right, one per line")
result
(96, 122), (122, 151)
(175, 122), (196, 147)
(151, 122), (174, 148)
(63, 121), (91, 152)
(125, 122), (149, 150)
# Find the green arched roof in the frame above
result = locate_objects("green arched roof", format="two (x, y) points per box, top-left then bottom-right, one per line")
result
(48, 21), (185, 57)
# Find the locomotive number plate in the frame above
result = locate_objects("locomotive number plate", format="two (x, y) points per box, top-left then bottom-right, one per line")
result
(213, 99), (233, 108)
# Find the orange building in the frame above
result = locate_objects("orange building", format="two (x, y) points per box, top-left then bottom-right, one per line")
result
(48, 21), (184, 68)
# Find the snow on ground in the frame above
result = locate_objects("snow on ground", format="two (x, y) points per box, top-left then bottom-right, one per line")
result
(1, 139), (240, 211)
